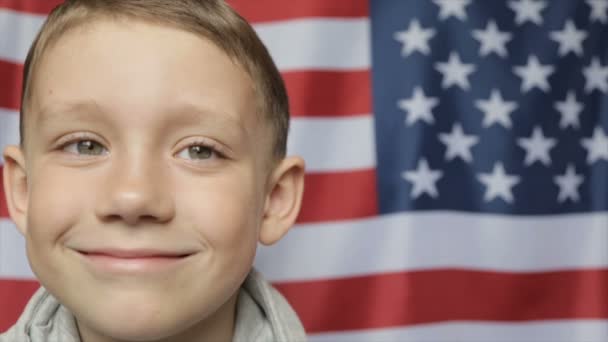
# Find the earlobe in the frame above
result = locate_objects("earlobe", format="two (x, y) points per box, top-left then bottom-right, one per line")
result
(3, 145), (29, 235)
(259, 156), (305, 246)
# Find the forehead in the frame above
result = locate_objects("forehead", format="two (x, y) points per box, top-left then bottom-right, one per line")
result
(28, 18), (264, 142)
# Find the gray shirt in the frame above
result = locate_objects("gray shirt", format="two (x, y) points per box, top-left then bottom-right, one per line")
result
(0, 269), (306, 342)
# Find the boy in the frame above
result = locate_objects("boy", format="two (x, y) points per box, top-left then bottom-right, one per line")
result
(0, 0), (306, 341)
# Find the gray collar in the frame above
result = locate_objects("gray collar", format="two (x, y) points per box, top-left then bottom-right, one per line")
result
(1, 269), (306, 342)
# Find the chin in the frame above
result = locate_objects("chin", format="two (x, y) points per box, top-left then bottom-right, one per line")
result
(70, 294), (203, 342)
(81, 311), (196, 342)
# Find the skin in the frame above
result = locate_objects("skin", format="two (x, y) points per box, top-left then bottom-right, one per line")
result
(3, 18), (304, 342)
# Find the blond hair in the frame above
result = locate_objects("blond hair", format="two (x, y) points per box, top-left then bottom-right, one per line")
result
(20, 0), (289, 159)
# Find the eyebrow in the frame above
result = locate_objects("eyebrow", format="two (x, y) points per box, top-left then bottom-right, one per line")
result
(36, 100), (249, 137)
(37, 100), (106, 126)
(164, 101), (248, 136)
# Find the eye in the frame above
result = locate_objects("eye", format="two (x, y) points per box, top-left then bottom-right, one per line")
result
(176, 144), (219, 161)
(63, 139), (108, 156)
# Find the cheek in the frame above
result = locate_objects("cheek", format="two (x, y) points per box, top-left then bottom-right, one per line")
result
(175, 170), (263, 250)
(24, 165), (90, 281)
(26, 166), (90, 244)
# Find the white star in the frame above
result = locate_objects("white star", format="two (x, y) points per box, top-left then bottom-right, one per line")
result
(398, 86), (439, 125)
(478, 163), (520, 203)
(549, 20), (588, 57)
(433, 0), (471, 21)
(582, 57), (608, 93)
(508, 0), (547, 26)
(554, 91), (583, 129)
(393, 20), (436, 56)
(587, 0), (608, 23)
(513, 55), (555, 92)
(554, 164), (584, 203)
(402, 159), (443, 199)
(435, 52), (476, 90)
(475, 89), (518, 129)
(517, 126), (557, 166)
(581, 126), (608, 164)
(472, 20), (512, 57)
(438, 123), (479, 163)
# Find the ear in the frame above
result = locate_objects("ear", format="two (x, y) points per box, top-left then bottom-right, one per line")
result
(259, 156), (305, 246)
(3, 145), (29, 235)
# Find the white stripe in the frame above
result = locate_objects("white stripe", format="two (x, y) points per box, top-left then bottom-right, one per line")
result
(0, 9), (45, 64)
(0, 108), (20, 164)
(3, 212), (607, 282)
(288, 115), (375, 172)
(254, 211), (608, 282)
(5, 212), (606, 281)
(0, 110), (375, 172)
(0, 219), (33, 279)
(309, 320), (608, 342)
(254, 18), (370, 71)
(1, 11), (371, 72)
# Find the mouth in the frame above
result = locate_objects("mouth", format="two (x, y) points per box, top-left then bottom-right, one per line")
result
(79, 249), (194, 258)
(75, 248), (196, 274)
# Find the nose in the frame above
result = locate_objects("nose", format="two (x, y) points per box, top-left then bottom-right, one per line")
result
(95, 154), (175, 226)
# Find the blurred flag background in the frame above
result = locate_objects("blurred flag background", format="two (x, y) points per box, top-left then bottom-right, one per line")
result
(1, 0), (607, 341)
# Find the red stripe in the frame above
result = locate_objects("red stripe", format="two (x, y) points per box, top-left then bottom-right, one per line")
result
(1, 0), (371, 22)
(0, 0), (61, 15)
(275, 268), (608, 333)
(0, 168), (379, 222)
(0, 60), (22, 111)
(0, 279), (39, 332)
(0, 166), (9, 218)
(0, 0), (369, 22)
(0, 66), (373, 118)
(2, 271), (607, 334)
(297, 169), (378, 223)
(0, 0), (370, 21)
(1, 169), (380, 223)
(284, 70), (371, 117)
(228, 0), (368, 23)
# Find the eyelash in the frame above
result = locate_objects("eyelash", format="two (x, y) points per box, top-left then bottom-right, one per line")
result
(56, 133), (106, 155)
(178, 139), (227, 160)
(55, 134), (227, 160)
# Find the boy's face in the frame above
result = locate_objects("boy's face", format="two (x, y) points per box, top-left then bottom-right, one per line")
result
(3, 19), (303, 341)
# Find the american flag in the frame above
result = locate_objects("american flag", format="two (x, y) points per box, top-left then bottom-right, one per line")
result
(1, 0), (608, 341)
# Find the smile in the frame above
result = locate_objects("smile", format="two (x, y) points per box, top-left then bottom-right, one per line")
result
(75, 249), (195, 274)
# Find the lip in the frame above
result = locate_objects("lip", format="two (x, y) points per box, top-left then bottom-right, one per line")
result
(79, 248), (193, 258)
(75, 248), (195, 274)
